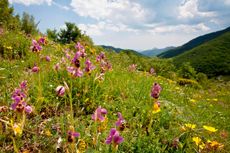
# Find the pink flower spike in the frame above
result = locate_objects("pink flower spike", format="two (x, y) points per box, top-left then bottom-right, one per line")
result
(151, 83), (162, 99)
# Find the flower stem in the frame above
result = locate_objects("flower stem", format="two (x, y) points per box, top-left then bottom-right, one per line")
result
(69, 80), (74, 125)
(11, 136), (19, 153)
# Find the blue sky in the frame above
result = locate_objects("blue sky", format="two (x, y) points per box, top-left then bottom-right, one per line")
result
(9, 0), (230, 50)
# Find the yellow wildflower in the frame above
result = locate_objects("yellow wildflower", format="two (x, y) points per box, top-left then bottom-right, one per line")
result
(175, 87), (180, 90)
(45, 130), (52, 136)
(210, 140), (224, 149)
(192, 137), (202, 146)
(213, 98), (218, 102)
(185, 123), (196, 129)
(203, 125), (218, 132)
(152, 102), (161, 114)
(6, 46), (12, 50)
(190, 99), (196, 103)
(13, 123), (22, 136)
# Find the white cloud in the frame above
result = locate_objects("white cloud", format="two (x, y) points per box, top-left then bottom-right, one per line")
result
(178, 0), (216, 19)
(53, 2), (70, 10)
(224, 0), (230, 5)
(149, 23), (210, 34)
(9, 0), (52, 6)
(70, 0), (148, 24)
(78, 21), (138, 36)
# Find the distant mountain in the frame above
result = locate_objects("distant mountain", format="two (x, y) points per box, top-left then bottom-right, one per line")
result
(158, 26), (230, 58)
(100, 45), (145, 57)
(174, 31), (230, 77)
(141, 46), (175, 57)
(100, 45), (124, 53)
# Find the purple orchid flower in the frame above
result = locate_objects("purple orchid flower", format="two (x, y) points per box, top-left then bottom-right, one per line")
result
(85, 59), (95, 73)
(38, 37), (46, 45)
(72, 51), (82, 66)
(45, 56), (51, 62)
(20, 81), (27, 90)
(68, 131), (80, 138)
(31, 39), (42, 52)
(151, 83), (162, 99)
(32, 66), (39, 73)
(55, 86), (65, 97)
(96, 52), (105, 62)
(75, 42), (86, 58)
(115, 112), (125, 127)
(105, 128), (124, 145)
(75, 42), (84, 51)
(67, 130), (80, 143)
(75, 68), (83, 77)
(92, 106), (107, 122)
(25, 105), (33, 114)
(67, 67), (83, 77)
(11, 81), (33, 113)
(150, 68), (155, 75)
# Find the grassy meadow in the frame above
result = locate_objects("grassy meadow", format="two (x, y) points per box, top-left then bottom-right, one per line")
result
(0, 36), (230, 153)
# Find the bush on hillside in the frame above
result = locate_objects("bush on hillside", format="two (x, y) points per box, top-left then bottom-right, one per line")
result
(178, 62), (197, 79)
(0, 31), (30, 59)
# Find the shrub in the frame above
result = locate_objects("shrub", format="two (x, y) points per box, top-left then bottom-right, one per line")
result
(0, 31), (30, 59)
(178, 62), (197, 79)
(196, 72), (208, 84)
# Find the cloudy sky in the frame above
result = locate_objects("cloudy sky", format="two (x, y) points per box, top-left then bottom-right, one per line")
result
(9, 0), (230, 50)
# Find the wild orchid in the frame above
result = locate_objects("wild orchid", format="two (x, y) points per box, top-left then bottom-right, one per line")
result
(30, 39), (42, 52)
(67, 126), (80, 143)
(85, 59), (95, 73)
(32, 65), (40, 73)
(151, 83), (162, 99)
(105, 128), (124, 150)
(11, 81), (32, 114)
(115, 112), (126, 131)
(92, 106), (107, 122)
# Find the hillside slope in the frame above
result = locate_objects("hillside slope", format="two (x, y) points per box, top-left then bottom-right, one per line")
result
(100, 45), (146, 57)
(174, 31), (230, 76)
(158, 26), (230, 58)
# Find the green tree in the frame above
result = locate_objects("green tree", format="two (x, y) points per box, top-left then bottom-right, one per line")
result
(21, 12), (38, 35)
(0, 0), (21, 30)
(58, 22), (82, 44)
(46, 28), (58, 41)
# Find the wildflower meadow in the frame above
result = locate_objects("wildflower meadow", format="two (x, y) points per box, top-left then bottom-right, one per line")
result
(0, 37), (229, 152)
(0, 1), (230, 152)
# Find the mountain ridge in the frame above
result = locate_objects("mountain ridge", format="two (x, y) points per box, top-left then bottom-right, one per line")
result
(141, 46), (176, 57)
(158, 26), (230, 58)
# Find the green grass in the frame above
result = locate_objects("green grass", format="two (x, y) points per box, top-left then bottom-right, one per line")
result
(0, 38), (229, 153)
